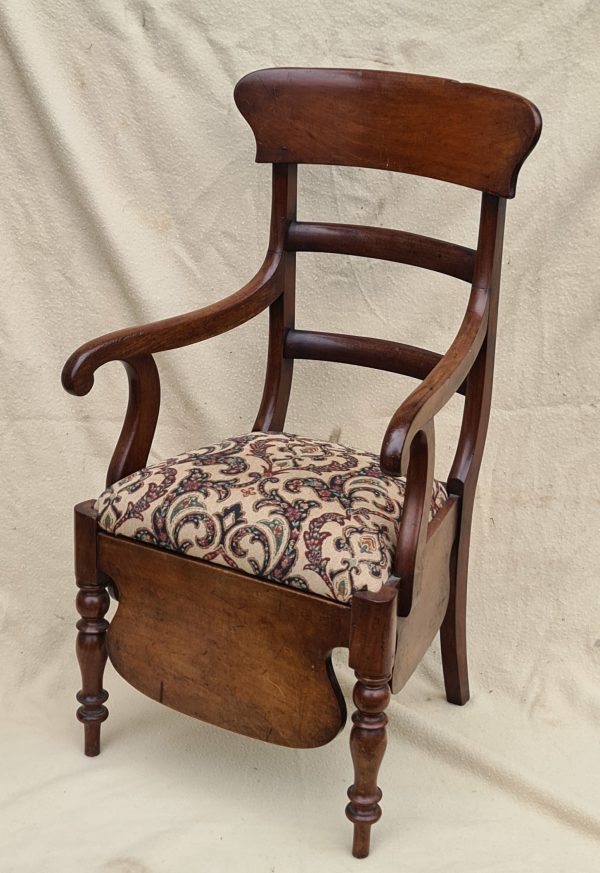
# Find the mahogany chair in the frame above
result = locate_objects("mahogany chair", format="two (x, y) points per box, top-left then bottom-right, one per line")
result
(62, 68), (541, 858)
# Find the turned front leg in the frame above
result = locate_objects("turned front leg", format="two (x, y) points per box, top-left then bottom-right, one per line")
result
(346, 587), (397, 858)
(74, 501), (110, 756)
(346, 670), (391, 857)
(76, 579), (109, 755)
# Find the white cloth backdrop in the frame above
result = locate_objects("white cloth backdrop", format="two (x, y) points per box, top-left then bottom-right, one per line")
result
(1, 1), (599, 870)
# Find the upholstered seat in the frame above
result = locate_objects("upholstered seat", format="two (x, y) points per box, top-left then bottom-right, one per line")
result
(96, 431), (448, 603)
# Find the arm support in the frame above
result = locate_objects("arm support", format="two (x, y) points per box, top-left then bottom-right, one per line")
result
(380, 286), (490, 615)
(380, 285), (489, 478)
(62, 252), (284, 486)
(61, 252), (283, 397)
(105, 355), (161, 488)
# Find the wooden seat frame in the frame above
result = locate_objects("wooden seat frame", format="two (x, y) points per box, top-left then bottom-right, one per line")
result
(62, 68), (541, 858)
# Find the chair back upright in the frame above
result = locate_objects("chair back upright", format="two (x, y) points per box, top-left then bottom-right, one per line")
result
(234, 68), (541, 488)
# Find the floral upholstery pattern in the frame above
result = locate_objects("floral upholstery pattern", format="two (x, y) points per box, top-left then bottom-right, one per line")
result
(95, 432), (448, 604)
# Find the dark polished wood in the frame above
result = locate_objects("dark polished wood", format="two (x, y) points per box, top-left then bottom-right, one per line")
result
(346, 587), (397, 858)
(106, 354), (160, 487)
(394, 419), (436, 615)
(74, 501), (109, 756)
(253, 164), (297, 432)
(235, 68), (541, 196)
(441, 193), (507, 705)
(63, 67), (541, 857)
(391, 498), (459, 693)
(99, 532), (350, 748)
(61, 253), (285, 398)
(285, 328), (467, 393)
(380, 282), (489, 478)
(286, 221), (475, 282)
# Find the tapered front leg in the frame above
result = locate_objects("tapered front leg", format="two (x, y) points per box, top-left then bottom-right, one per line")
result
(346, 587), (397, 858)
(346, 670), (392, 857)
(74, 502), (109, 756)
(76, 577), (109, 755)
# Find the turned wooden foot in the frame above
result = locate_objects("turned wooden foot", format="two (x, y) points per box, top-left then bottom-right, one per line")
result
(346, 672), (391, 858)
(74, 501), (109, 756)
(76, 577), (109, 755)
(346, 587), (397, 858)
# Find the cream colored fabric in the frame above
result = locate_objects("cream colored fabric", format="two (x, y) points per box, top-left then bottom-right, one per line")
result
(2, 2), (600, 871)
(95, 431), (449, 602)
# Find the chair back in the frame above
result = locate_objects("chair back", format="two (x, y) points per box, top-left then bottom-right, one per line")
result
(234, 68), (541, 489)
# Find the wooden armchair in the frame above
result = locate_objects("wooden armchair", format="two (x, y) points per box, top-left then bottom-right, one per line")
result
(62, 68), (541, 858)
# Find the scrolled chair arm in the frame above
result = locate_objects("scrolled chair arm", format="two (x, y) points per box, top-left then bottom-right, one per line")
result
(380, 285), (490, 479)
(61, 251), (284, 398)
(380, 285), (490, 615)
(61, 251), (284, 486)
(391, 419), (435, 615)
(104, 355), (161, 487)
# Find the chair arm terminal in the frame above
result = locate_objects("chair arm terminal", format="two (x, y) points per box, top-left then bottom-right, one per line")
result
(61, 252), (283, 397)
(380, 285), (489, 478)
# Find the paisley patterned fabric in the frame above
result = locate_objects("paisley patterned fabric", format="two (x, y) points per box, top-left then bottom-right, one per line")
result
(95, 432), (448, 604)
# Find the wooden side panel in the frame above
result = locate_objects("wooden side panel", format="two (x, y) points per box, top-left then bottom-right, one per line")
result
(235, 68), (542, 197)
(98, 535), (351, 748)
(391, 497), (459, 693)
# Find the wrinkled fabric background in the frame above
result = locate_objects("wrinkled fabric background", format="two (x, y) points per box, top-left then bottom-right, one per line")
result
(1, 1), (599, 871)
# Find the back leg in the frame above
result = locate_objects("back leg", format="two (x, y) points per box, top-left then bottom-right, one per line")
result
(440, 528), (470, 705)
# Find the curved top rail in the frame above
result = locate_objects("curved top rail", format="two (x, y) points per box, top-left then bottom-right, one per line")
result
(235, 68), (542, 197)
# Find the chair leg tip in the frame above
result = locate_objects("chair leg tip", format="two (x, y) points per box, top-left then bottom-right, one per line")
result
(446, 681), (470, 706)
(352, 848), (370, 859)
(83, 723), (101, 756)
(351, 823), (371, 858)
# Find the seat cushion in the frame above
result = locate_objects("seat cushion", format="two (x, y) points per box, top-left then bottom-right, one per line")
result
(95, 432), (448, 603)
